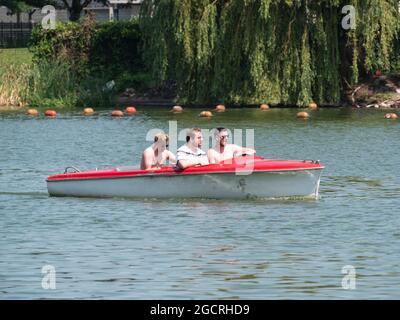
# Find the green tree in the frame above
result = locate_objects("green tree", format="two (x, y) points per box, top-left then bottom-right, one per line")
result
(0, 0), (58, 13)
(0, 0), (59, 22)
(140, 0), (400, 106)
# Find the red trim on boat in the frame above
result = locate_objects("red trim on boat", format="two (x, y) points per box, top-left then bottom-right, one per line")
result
(47, 156), (324, 182)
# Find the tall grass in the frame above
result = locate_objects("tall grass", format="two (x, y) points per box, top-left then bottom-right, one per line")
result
(0, 64), (30, 107)
(0, 60), (117, 109)
(26, 62), (79, 109)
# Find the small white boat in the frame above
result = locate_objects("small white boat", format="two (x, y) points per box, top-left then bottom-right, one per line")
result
(46, 156), (324, 199)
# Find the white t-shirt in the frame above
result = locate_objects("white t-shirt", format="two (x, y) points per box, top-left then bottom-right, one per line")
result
(176, 145), (209, 164)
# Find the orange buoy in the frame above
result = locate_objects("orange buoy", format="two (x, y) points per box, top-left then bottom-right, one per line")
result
(297, 111), (309, 119)
(111, 110), (124, 117)
(125, 106), (137, 114)
(215, 104), (226, 112)
(44, 110), (57, 117)
(385, 113), (398, 119)
(260, 103), (270, 110)
(308, 102), (318, 110)
(83, 107), (94, 115)
(199, 111), (213, 118)
(171, 105), (183, 113)
(26, 108), (38, 116)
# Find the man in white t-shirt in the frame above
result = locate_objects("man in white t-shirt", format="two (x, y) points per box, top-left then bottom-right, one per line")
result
(176, 128), (209, 169)
(207, 127), (256, 164)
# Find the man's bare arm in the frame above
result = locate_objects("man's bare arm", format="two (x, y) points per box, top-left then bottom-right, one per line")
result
(177, 159), (201, 170)
(232, 145), (256, 156)
(166, 150), (176, 164)
(208, 149), (217, 164)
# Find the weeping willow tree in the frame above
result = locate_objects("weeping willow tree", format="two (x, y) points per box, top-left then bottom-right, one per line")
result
(140, 0), (400, 106)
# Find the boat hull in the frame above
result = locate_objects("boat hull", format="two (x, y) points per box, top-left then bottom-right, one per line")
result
(47, 169), (322, 199)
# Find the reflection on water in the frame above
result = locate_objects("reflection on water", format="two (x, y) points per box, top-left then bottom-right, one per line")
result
(0, 108), (400, 299)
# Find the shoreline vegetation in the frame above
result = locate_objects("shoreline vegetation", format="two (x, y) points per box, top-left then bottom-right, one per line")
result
(2, 0), (400, 112)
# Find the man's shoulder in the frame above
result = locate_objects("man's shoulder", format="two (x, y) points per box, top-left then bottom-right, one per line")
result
(177, 145), (205, 155)
(208, 147), (219, 155)
(177, 145), (191, 153)
(143, 147), (154, 155)
(227, 144), (241, 151)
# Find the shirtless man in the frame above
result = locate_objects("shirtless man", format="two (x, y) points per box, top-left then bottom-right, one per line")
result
(140, 133), (176, 170)
(176, 128), (209, 170)
(207, 127), (256, 164)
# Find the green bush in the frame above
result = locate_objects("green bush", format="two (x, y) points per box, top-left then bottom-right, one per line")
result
(26, 61), (79, 109)
(25, 17), (150, 108)
(89, 20), (145, 79)
(29, 17), (146, 82)
(114, 71), (153, 93)
(29, 17), (94, 78)
(23, 61), (117, 109)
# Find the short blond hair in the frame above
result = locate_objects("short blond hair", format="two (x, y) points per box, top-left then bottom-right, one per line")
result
(154, 133), (169, 144)
(186, 128), (201, 142)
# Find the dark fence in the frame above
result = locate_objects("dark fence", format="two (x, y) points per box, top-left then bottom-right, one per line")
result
(0, 22), (35, 48)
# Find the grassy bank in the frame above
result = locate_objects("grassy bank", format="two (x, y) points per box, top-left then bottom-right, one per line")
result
(0, 49), (32, 109)
(0, 48), (32, 69)
(0, 48), (117, 111)
(0, 49), (30, 108)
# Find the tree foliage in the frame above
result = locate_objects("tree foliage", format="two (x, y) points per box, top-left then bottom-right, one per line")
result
(140, 0), (400, 105)
(0, 0), (58, 14)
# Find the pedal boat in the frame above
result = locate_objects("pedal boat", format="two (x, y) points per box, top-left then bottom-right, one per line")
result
(46, 156), (324, 199)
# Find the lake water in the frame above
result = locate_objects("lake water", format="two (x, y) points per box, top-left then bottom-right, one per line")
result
(1, 107), (399, 299)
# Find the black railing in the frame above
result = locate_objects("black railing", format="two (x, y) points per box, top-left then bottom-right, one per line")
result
(0, 22), (35, 48)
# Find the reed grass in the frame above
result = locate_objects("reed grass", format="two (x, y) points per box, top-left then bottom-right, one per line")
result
(0, 59), (117, 110)
(0, 63), (30, 107)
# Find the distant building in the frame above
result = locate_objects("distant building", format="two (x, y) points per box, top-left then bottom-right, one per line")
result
(85, 1), (142, 21)
(0, 0), (142, 23)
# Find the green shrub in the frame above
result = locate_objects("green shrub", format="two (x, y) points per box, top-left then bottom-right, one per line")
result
(76, 76), (117, 109)
(23, 61), (117, 109)
(114, 71), (153, 93)
(29, 16), (94, 78)
(89, 20), (145, 78)
(26, 61), (79, 109)
(29, 17), (146, 82)
(25, 17), (150, 108)
(0, 63), (30, 107)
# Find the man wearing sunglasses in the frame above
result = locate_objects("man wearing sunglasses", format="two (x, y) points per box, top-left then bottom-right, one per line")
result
(140, 133), (176, 170)
(207, 127), (256, 164)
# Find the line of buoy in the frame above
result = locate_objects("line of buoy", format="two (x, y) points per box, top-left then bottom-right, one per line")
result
(21, 107), (397, 122)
